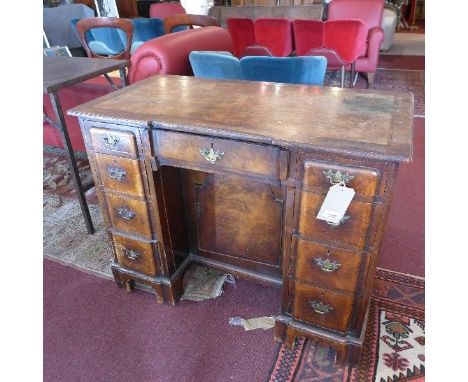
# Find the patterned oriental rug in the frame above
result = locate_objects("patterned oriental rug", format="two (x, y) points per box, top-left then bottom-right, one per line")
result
(268, 273), (425, 382)
(324, 68), (425, 117)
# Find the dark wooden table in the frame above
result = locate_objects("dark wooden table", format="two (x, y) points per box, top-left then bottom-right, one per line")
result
(43, 56), (130, 233)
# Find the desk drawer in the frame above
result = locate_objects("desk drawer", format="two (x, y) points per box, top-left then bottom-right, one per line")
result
(153, 130), (285, 179)
(112, 233), (158, 276)
(106, 193), (152, 239)
(89, 127), (138, 157)
(95, 153), (145, 197)
(298, 191), (373, 248)
(303, 160), (379, 197)
(293, 282), (354, 333)
(295, 239), (362, 293)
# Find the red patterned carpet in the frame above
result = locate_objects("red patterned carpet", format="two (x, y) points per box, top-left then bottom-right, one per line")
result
(268, 271), (424, 382)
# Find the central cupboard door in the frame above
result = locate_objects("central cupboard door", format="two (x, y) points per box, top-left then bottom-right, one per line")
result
(181, 170), (285, 279)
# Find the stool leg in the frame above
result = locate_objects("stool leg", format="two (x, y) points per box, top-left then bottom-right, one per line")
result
(340, 66), (345, 88)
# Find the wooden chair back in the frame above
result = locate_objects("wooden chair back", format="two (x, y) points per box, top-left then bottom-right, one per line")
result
(76, 17), (134, 60)
(163, 14), (220, 35)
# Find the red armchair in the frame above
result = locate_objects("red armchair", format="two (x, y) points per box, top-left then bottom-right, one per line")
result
(327, 0), (385, 88)
(293, 19), (368, 87)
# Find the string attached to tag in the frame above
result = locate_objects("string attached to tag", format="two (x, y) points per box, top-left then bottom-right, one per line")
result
(316, 181), (355, 225)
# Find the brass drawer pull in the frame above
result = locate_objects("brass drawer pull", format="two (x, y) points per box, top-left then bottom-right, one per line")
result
(199, 143), (224, 164)
(107, 165), (127, 182)
(102, 134), (120, 147)
(117, 206), (136, 220)
(326, 214), (350, 227)
(310, 300), (333, 315)
(314, 257), (341, 272)
(122, 247), (141, 261)
(323, 170), (354, 186)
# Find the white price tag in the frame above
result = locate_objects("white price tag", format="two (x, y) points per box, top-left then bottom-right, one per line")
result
(316, 184), (355, 225)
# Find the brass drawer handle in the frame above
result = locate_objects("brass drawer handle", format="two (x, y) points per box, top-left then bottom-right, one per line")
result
(323, 170), (354, 186)
(122, 247), (141, 261)
(310, 300), (333, 315)
(102, 134), (120, 147)
(117, 206), (136, 220)
(326, 214), (350, 227)
(314, 257), (341, 272)
(199, 143), (224, 164)
(107, 165), (127, 182)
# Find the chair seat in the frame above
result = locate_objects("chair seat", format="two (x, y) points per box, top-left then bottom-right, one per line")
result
(243, 45), (272, 57)
(88, 40), (123, 56)
(306, 48), (346, 68)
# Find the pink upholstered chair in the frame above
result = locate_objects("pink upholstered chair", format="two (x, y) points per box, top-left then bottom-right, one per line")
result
(327, 0), (385, 88)
(149, 1), (186, 19)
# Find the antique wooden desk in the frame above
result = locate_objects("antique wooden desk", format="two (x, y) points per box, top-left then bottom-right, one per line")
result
(69, 75), (413, 364)
(43, 56), (129, 233)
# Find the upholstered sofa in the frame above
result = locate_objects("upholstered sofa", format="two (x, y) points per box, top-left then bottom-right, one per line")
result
(43, 26), (233, 152)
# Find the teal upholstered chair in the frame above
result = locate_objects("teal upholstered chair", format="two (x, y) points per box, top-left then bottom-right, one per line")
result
(131, 18), (165, 53)
(239, 56), (328, 86)
(189, 51), (243, 80)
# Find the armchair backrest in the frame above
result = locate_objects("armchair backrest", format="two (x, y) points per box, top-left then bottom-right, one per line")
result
(132, 18), (165, 42)
(76, 17), (134, 60)
(163, 14), (220, 34)
(327, 0), (384, 29)
(292, 20), (324, 56)
(323, 20), (368, 63)
(240, 56), (327, 86)
(227, 18), (256, 57)
(189, 51), (242, 80)
(254, 19), (293, 57)
(149, 1), (186, 19)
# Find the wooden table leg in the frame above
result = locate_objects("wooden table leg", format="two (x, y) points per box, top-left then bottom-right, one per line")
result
(119, 67), (128, 87)
(49, 91), (95, 234)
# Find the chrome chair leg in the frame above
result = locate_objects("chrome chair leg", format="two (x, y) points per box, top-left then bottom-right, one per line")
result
(340, 66), (345, 88)
(350, 62), (355, 88)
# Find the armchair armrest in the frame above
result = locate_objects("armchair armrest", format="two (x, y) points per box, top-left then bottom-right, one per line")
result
(365, 26), (385, 71)
(128, 26), (233, 84)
